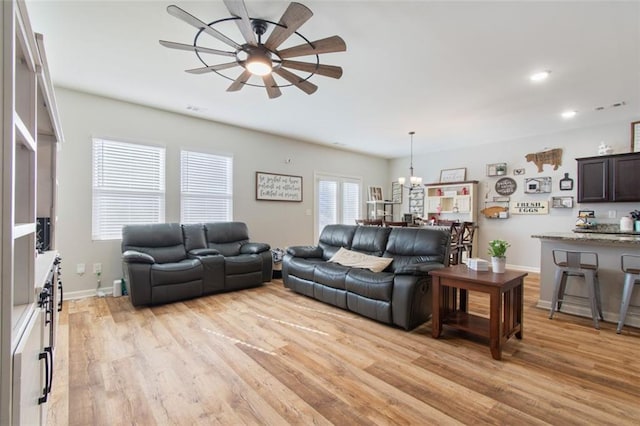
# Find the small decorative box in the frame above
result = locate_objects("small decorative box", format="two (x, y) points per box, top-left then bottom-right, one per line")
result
(467, 258), (489, 271)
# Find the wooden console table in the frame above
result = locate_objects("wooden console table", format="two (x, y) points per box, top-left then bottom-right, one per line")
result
(429, 265), (527, 360)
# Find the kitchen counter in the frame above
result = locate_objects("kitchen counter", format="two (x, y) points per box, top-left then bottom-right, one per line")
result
(532, 232), (640, 329)
(532, 232), (640, 245)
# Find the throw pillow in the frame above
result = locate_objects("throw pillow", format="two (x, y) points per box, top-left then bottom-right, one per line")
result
(328, 247), (393, 273)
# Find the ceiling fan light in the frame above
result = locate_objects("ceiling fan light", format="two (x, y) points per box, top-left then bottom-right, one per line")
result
(246, 50), (272, 76)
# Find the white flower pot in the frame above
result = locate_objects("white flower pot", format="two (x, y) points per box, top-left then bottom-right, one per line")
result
(491, 256), (506, 273)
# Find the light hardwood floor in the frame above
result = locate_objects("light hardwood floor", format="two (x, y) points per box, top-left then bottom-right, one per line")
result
(49, 274), (640, 425)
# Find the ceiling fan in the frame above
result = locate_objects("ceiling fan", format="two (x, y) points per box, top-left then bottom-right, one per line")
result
(159, 0), (347, 99)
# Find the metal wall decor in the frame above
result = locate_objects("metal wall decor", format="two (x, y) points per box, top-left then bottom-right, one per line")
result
(524, 177), (552, 194)
(559, 173), (574, 191)
(495, 177), (517, 196)
(486, 163), (507, 177)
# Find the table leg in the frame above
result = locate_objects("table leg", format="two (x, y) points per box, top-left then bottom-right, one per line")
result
(432, 278), (442, 338)
(516, 280), (523, 339)
(489, 287), (502, 360)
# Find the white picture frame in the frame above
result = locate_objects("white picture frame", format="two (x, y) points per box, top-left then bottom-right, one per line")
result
(368, 186), (383, 202)
(439, 168), (466, 183)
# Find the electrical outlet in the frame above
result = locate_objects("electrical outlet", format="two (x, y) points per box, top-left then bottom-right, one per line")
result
(93, 263), (102, 274)
(76, 263), (85, 274)
(608, 210), (617, 219)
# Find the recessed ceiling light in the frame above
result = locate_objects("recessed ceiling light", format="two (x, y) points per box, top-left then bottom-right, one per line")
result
(530, 70), (551, 82)
(561, 110), (577, 119)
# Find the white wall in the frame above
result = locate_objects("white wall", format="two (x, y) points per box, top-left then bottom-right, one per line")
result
(54, 88), (389, 297)
(390, 120), (637, 271)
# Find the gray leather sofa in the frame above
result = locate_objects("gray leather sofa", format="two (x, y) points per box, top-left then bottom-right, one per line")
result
(282, 224), (450, 330)
(122, 222), (272, 306)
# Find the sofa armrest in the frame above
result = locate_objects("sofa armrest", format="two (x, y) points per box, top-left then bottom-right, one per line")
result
(188, 248), (220, 257)
(122, 250), (155, 264)
(394, 262), (445, 276)
(240, 242), (271, 254)
(286, 245), (323, 258)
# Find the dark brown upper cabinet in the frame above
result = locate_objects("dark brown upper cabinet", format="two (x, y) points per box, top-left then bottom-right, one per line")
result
(577, 152), (640, 202)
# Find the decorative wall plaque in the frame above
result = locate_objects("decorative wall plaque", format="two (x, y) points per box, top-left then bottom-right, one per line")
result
(495, 177), (517, 196)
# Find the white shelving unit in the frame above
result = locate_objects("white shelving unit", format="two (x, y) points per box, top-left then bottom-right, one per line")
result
(424, 181), (478, 223)
(366, 201), (401, 220)
(1, 1), (64, 424)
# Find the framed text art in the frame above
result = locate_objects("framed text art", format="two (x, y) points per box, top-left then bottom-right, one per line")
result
(391, 181), (402, 203)
(439, 168), (466, 183)
(256, 172), (303, 202)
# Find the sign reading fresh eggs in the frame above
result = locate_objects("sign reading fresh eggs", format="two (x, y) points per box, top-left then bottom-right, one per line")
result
(510, 201), (549, 215)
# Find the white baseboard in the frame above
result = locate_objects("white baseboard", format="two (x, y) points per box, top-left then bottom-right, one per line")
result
(506, 263), (540, 274)
(536, 300), (640, 328)
(64, 286), (123, 300)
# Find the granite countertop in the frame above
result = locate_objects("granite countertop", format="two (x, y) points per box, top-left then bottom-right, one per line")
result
(531, 232), (640, 245)
(572, 223), (640, 235)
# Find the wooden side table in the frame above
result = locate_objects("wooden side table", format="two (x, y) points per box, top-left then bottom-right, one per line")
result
(429, 265), (527, 360)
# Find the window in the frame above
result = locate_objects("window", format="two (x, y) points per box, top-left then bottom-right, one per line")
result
(315, 174), (362, 239)
(181, 150), (233, 224)
(92, 138), (165, 240)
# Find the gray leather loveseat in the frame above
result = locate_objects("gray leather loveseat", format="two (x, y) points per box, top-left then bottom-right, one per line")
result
(122, 222), (271, 306)
(282, 224), (450, 330)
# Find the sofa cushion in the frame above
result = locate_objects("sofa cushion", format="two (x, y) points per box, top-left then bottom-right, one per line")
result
(318, 224), (357, 260)
(151, 259), (203, 286)
(204, 222), (250, 256)
(225, 254), (263, 275)
(385, 228), (450, 273)
(314, 262), (351, 289)
(351, 226), (392, 256)
(328, 247), (393, 273)
(345, 268), (395, 301)
(122, 223), (187, 264)
(284, 256), (324, 281)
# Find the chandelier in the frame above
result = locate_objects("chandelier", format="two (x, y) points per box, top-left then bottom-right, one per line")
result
(398, 131), (422, 187)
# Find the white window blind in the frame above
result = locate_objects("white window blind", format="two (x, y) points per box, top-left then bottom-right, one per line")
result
(92, 138), (165, 240)
(181, 150), (233, 224)
(316, 175), (361, 239)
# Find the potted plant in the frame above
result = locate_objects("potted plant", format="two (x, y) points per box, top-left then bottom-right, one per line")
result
(487, 239), (510, 273)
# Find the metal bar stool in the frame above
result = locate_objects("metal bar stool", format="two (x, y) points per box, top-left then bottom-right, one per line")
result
(549, 250), (604, 329)
(617, 254), (640, 334)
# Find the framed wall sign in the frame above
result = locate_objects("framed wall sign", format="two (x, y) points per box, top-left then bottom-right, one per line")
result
(439, 168), (466, 183)
(255, 172), (303, 202)
(391, 181), (402, 203)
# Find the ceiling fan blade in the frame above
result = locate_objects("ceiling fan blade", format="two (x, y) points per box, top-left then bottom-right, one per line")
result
(159, 40), (236, 58)
(185, 62), (240, 74)
(264, 2), (313, 51)
(273, 67), (317, 95)
(281, 60), (343, 79)
(167, 5), (241, 50)
(223, 0), (258, 46)
(227, 69), (252, 92)
(277, 35), (347, 59)
(262, 74), (282, 99)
